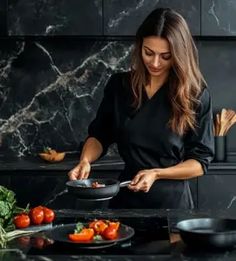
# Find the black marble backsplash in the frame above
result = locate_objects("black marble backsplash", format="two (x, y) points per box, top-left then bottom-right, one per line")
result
(0, 39), (131, 156)
(8, 0), (103, 36)
(1, 0), (236, 156)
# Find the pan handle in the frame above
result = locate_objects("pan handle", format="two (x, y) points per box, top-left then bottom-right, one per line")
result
(120, 180), (131, 187)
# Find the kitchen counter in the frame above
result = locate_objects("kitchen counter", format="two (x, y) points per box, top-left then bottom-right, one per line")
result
(1, 153), (236, 174)
(2, 153), (236, 210)
(2, 208), (236, 261)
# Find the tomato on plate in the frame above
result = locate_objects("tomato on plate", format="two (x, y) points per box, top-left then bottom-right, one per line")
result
(89, 220), (108, 235)
(107, 221), (120, 230)
(13, 213), (30, 229)
(68, 228), (94, 241)
(102, 226), (118, 240)
(43, 207), (55, 223)
(29, 206), (44, 225)
(102, 222), (120, 240)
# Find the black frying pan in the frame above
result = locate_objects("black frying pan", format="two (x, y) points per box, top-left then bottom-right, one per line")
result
(177, 218), (236, 249)
(66, 178), (131, 200)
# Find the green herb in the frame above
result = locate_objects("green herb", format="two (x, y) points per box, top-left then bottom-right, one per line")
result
(74, 222), (84, 233)
(43, 146), (52, 153)
(94, 235), (103, 240)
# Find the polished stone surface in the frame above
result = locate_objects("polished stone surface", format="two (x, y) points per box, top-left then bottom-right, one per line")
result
(1, 154), (236, 209)
(0, 2), (236, 159)
(103, 0), (200, 36)
(8, 0), (103, 35)
(0, 39), (131, 156)
(198, 175), (236, 210)
(199, 40), (236, 152)
(2, 209), (236, 260)
(0, 0), (7, 36)
(201, 0), (236, 36)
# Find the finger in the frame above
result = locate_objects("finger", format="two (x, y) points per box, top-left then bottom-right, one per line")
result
(83, 171), (90, 179)
(130, 173), (143, 185)
(68, 165), (82, 180)
(69, 173), (77, 181)
(68, 170), (78, 180)
(129, 182), (143, 192)
(80, 168), (90, 179)
(142, 186), (150, 193)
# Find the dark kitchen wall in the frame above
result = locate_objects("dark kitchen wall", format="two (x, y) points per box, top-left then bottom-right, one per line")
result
(0, 0), (236, 157)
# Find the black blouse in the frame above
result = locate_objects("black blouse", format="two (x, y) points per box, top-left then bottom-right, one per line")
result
(88, 72), (214, 209)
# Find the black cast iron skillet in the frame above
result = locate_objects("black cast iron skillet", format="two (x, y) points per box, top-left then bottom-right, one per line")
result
(66, 178), (131, 200)
(177, 218), (236, 249)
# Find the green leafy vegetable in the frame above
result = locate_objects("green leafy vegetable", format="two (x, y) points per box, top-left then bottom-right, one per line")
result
(0, 186), (29, 248)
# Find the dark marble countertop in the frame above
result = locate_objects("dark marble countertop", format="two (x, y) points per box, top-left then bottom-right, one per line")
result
(1, 153), (236, 174)
(0, 154), (124, 173)
(2, 209), (236, 260)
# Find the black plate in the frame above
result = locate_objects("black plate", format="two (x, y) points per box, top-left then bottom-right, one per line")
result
(177, 218), (236, 249)
(47, 223), (135, 246)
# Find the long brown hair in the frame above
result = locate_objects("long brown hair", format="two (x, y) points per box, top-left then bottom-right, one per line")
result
(131, 8), (206, 136)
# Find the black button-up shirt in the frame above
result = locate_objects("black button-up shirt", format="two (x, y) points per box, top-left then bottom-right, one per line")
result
(88, 72), (214, 209)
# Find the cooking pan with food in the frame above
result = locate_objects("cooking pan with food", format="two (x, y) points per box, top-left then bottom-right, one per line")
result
(177, 218), (236, 249)
(66, 178), (131, 200)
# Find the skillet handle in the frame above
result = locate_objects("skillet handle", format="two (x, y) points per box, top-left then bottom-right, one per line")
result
(120, 181), (131, 188)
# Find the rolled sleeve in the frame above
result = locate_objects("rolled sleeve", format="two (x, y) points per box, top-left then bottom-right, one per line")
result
(87, 75), (116, 154)
(184, 88), (215, 173)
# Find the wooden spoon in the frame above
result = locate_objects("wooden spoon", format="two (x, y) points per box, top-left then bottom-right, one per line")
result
(219, 108), (227, 136)
(215, 113), (220, 136)
(224, 112), (236, 135)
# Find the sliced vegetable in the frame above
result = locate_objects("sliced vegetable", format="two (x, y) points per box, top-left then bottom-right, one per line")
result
(101, 221), (120, 240)
(89, 220), (108, 235)
(102, 226), (118, 240)
(68, 228), (94, 241)
(107, 221), (120, 231)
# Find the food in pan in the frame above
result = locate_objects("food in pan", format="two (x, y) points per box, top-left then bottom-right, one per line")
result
(91, 181), (106, 188)
(39, 147), (65, 162)
(68, 219), (120, 241)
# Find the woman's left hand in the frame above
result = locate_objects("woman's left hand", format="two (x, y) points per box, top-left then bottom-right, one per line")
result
(128, 169), (160, 193)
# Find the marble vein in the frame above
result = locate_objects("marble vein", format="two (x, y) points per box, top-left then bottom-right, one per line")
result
(0, 41), (132, 155)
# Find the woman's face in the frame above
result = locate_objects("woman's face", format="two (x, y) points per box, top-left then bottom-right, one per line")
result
(141, 36), (173, 78)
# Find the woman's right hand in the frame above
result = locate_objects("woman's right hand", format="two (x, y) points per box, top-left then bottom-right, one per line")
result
(68, 159), (91, 180)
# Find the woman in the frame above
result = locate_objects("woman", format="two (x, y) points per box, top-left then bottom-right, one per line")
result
(68, 8), (214, 209)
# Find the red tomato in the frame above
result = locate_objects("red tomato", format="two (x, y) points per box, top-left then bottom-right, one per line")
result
(108, 221), (120, 230)
(29, 206), (44, 225)
(68, 228), (94, 241)
(43, 207), (55, 223)
(13, 214), (30, 228)
(102, 226), (118, 240)
(89, 220), (108, 234)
